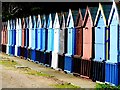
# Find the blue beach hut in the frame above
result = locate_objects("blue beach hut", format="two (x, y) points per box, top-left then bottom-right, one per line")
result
(31, 15), (37, 61)
(92, 3), (112, 82)
(44, 13), (55, 67)
(27, 16), (32, 60)
(105, 2), (120, 86)
(35, 14), (42, 62)
(6, 20), (10, 55)
(39, 15), (48, 64)
(64, 9), (78, 73)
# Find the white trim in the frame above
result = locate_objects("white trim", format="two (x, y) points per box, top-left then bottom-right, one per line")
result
(29, 16), (32, 29)
(66, 9), (74, 28)
(94, 3), (106, 26)
(37, 14), (41, 29)
(108, 1), (119, 26)
(53, 12), (60, 29)
(48, 13), (52, 29)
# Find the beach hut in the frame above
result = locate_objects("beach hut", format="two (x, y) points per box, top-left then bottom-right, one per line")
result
(64, 9), (78, 73)
(81, 6), (98, 78)
(9, 20), (13, 55)
(27, 16), (32, 60)
(6, 20), (10, 55)
(1, 24), (4, 52)
(23, 17), (29, 59)
(11, 19), (16, 56)
(44, 13), (55, 67)
(17, 18), (22, 57)
(1, 23), (6, 53)
(4, 23), (7, 53)
(92, 3), (112, 82)
(21, 18), (25, 58)
(105, 2), (120, 86)
(39, 14), (48, 64)
(57, 12), (68, 71)
(35, 14), (42, 62)
(51, 12), (61, 70)
(15, 18), (19, 56)
(31, 15), (37, 61)
(73, 8), (86, 75)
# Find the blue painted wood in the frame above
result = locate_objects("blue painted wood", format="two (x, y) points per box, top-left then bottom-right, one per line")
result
(110, 25), (118, 63)
(10, 20), (12, 46)
(64, 55), (73, 73)
(95, 27), (105, 43)
(46, 14), (54, 52)
(95, 44), (105, 61)
(107, 6), (120, 64)
(18, 18), (22, 47)
(105, 63), (120, 86)
(12, 20), (16, 55)
(41, 15), (47, 51)
(36, 15), (42, 50)
(94, 12), (106, 61)
(65, 10), (76, 56)
(12, 20), (15, 46)
(31, 16), (36, 50)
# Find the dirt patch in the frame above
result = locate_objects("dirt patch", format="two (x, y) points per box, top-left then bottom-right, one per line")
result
(0, 55), (80, 88)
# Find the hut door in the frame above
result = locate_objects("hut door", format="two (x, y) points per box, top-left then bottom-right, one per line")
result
(76, 27), (82, 56)
(110, 25), (118, 63)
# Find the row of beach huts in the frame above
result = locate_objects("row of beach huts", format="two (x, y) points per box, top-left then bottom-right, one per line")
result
(1, 1), (120, 86)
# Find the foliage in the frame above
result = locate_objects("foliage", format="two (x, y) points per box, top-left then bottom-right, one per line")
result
(95, 83), (120, 90)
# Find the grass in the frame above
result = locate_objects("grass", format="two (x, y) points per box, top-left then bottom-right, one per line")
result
(0, 59), (19, 67)
(19, 67), (54, 78)
(0, 58), (54, 78)
(95, 83), (120, 90)
(51, 83), (80, 88)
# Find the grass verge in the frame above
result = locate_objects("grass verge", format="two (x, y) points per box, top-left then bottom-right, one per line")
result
(51, 83), (80, 88)
(95, 83), (120, 89)
(18, 67), (54, 78)
(0, 59), (19, 67)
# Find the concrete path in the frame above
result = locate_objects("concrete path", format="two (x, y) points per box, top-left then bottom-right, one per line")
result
(0, 53), (96, 88)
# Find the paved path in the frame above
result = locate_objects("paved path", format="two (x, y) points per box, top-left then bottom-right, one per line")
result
(0, 53), (96, 88)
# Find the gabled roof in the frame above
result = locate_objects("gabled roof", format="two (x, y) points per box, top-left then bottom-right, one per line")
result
(102, 3), (112, 21)
(116, 2), (120, 24)
(51, 13), (55, 28)
(94, 3), (112, 26)
(37, 14), (41, 29)
(60, 12), (65, 29)
(108, 2), (120, 26)
(41, 14), (47, 28)
(46, 13), (52, 28)
(53, 12), (62, 29)
(29, 16), (32, 29)
(71, 9), (78, 27)
(63, 11), (69, 27)
(22, 18), (25, 29)
(32, 16), (37, 28)
(7, 20), (10, 30)
(76, 8), (86, 27)
(83, 6), (98, 27)
(57, 12), (62, 29)
(16, 18), (19, 30)
(25, 17), (29, 28)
